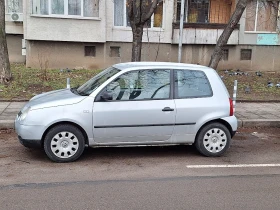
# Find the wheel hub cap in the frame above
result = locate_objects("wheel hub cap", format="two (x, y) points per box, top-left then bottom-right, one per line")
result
(203, 128), (227, 153)
(61, 141), (69, 148)
(212, 136), (218, 143)
(50, 132), (79, 159)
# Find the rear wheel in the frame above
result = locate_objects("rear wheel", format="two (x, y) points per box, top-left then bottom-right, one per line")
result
(195, 123), (231, 157)
(44, 124), (85, 162)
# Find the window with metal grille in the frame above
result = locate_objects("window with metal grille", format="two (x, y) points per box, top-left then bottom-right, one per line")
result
(84, 46), (96, 57)
(110, 47), (120, 57)
(222, 49), (229, 61)
(176, 0), (232, 24)
(240, 49), (252, 60)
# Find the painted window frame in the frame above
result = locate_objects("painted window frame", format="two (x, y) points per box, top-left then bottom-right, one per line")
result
(31, 0), (100, 19)
(114, 0), (164, 29)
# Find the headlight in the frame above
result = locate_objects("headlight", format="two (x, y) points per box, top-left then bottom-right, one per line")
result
(19, 106), (31, 121)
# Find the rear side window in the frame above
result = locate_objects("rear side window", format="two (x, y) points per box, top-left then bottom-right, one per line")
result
(175, 70), (212, 98)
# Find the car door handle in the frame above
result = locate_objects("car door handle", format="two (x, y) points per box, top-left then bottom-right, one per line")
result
(162, 107), (174, 112)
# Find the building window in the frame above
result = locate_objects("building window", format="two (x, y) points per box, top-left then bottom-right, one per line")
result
(245, 0), (278, 32)
(85, 46), (96, 57)
(114, 0), (163, 28)
(176, 0), (232, 24)
(6, 0), (23, 13)
(240, 49), (252, 60)
(110, 47), (120, 57)
(222, 49), (229, 61)
(32, 0), (99, 17)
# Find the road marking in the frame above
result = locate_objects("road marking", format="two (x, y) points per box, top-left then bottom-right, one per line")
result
(186, 164), (280, 168)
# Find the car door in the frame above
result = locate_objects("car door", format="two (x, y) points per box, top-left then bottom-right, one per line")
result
(92, 69), (176, 144)
(172, 69), (214, 143)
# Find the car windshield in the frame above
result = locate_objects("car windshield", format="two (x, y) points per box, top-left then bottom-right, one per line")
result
(77, 67), (121, 96)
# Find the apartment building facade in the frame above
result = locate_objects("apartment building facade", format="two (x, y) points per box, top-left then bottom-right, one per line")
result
(5, 0), (280, 71)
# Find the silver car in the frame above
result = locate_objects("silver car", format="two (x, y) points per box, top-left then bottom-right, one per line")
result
(15, 62), (237, 162)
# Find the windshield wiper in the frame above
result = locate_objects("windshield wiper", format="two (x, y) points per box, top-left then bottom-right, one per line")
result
(70, 87), (80, 95)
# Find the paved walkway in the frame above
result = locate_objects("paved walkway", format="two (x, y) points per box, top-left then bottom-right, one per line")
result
(0, 102), (280, 129)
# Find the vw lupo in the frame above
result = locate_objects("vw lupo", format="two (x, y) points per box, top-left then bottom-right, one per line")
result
(15, 62), (237, 162)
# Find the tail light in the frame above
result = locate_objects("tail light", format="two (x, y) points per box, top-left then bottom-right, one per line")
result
(229, 98), (234, 116)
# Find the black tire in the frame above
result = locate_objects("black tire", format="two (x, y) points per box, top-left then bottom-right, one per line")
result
(195, 123), (231, 157)
(44, 124), (85, 163)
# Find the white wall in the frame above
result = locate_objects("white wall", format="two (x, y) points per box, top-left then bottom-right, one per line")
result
(24, 0), (106, 42)
(172, 28), (239, 45)
(6, 21), (23, 34)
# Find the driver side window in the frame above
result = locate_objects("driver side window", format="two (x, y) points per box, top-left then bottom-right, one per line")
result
(106, 69), (170, 101)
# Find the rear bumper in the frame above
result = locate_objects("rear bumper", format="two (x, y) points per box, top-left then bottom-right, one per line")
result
(18, 136), (42, 148)
(231, 131), (237, 137)
(221, 116), (238, 137)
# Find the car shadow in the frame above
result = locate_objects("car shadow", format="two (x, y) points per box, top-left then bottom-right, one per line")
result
(21, 144), (199, 163)
(80, 144), (199, 162)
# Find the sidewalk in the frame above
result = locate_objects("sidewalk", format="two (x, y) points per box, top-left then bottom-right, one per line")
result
(0, 102), (280, 129)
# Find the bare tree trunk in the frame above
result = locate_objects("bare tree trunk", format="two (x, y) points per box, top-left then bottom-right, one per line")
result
(127, 0), (159, 62)
(209, 0), (248, 69)
(131, 24), (144, 62)
(0, 0), (11, 84)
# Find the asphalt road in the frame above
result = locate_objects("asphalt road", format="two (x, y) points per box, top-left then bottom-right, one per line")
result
(0, 127), (280, 209)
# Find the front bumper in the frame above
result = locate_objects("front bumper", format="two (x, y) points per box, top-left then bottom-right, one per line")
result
(15, 117), (45, 147)
(18, 135), (42, 148)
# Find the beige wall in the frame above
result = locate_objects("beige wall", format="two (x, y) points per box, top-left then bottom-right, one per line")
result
(26, 40), (280, 72)
(26, 41), (105, 69)
(26, 40), (174, 69)
(7, 34), (25, 63)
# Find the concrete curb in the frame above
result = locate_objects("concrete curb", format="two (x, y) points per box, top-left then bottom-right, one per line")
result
(1, 119), (280, 130)
(239, 119), (280, 128)
(0, 120), (14, 129)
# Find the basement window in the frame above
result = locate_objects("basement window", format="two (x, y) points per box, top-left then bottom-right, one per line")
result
(240, 49), (252, 60)
(84, 46), (96, 57)
(222, 49), (229, 61)
(110, 47), (120, 57)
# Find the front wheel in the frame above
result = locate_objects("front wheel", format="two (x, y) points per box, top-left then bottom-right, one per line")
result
(195, 123), (231, 157)
(44, 124), (85, 162)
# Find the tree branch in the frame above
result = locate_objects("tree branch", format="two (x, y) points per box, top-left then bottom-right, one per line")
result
(142, 0), (159, 23)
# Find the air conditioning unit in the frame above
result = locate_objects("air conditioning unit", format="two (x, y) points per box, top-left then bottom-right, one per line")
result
(10, 13), (23, 22)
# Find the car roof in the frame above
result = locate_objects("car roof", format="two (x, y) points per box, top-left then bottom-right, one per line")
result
(112, 62), (213, 72)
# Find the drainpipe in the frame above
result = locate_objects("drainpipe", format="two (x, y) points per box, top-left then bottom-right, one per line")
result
(178, 0), (185, 63)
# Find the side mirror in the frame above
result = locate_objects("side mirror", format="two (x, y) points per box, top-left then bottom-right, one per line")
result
(100, 91), (113, 101)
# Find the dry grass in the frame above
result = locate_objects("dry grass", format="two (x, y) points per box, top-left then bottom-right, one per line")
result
(219, 69), (280, 101)
(0, 64), (101, 100)
(0, 64), (280, 101)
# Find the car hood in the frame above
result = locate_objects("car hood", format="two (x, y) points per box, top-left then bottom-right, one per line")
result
(27, 89), (86, 110)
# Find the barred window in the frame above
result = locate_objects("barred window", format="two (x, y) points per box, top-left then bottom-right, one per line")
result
(176, 0), (232, 24)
